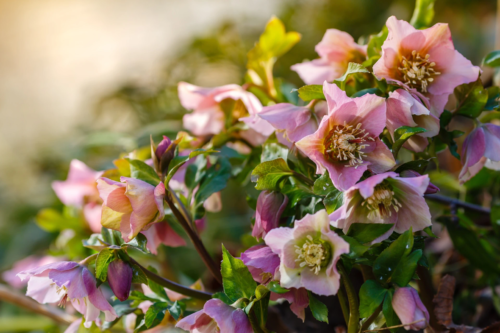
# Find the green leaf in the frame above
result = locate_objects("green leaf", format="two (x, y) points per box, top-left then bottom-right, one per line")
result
(391, 250), (422, 287)
(212, 292), (233, 305)
(95, 248), (115, 282)
(334, 63), (370, 90)
(129, 290), (162, 302)
(124, 233), (149, 253)
(261, 142), (288, 163)
(367, 26), (388, 58)
(485, 86), (500, 111)
(267, 281), (289, 294)
(341, 235), (370, 259)
(347, 223), (394, 244)
(251, 158), (293, 191)
(36, 208), (81, 232)
(165, 155), (189, 185)
(245, 285), (271, 332)
(359, 280), (388, 318)
(351, 88), (381, 98)
(221, 244), (257, 302)
(373, 229), (413, 284)
(129, 159), (160, 186)
(195, 158), (231, 205)
(323, 190), (343, 214)
(297, 85), (325, 102)
(455, 79), (488, 118)
(395, 160), (429, 175)
(145, 302), (169, 328)
(423, 226), (437, 238)
(313, 171), (338, 196)
(382, 290), (404, 333)
(308, 292), (329, 323)
(392, 126), (427, 158)
(410, 0), (435, 29)
(130, 263), (149, 285)
(483, 50), (500, 67)
(167, 301), (183, 321)
(82, 233), (108, 251)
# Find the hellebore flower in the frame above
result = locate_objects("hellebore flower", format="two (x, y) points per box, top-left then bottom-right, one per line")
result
(176, 299), (252, 333)
(296, 82), (395, 191)
(141, 222), (186, 255)
(17, 261), (117, 328)
(155, 135), (172, 160)
(3, 255), (60, 288)
(392, 287), (429, 330)
(252, 191), (289, 240)
(386, 89), (439, 152)
(265, 210), (349, 296)
(329, 172), (431, 241)
(373, 16), (480, 116)
(107, 259), (133, 302)
(270, 288), (309, 322)
(97, 177), (165, 242)
(459, 123), (500, 183)
(178, 82), (273, 139)
(291, 29), (367, 84)
(258, 103), (319, 144)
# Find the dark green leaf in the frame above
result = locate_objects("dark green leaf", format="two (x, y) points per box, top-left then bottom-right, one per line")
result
(145, 302), (168, 328)
(341, 235), (370, 259)
(382, 290), (404, 333)
(131, 263), (149, 285)
(168, 301), (183, 320)
(129, 159), (160, 186)
(391, 250), (422, 287)
(392, 126), (427, 157)
(323, 190), (343, 214)
(423, 226), (437, 238)
(308, 292), (328, 323)
(373, 229), (413, 284)
(483, 50), (500, 67)
(95, 248), (115, 282)
(359, 280), (388, 318)
(410, 0), (435, 29)
(124, 233), (149, 253)
(212, 292), (233, 305)
(195, 158), (231, 204)
(395, 160), (429, 175)
(351, 88), (381, 98)
(267, 281), (289, 294)
(297, 85), (325, 102)
(245, 285), (271, 332)
(129, 291), (161, 302)
(440, 110), (453, 127)
(221, 244), (257, 302)
(455, 79), (488, 118)
(165, 155), (189, 185)
(251, 158), (293, 191)
(347, 223), (394, 244)
(486, 86), (500, 111)
(313, 171), (338, 196)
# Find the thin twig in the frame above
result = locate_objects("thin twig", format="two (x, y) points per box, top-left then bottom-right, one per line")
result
(0, 284), (76, 324)
(362, 319), (426, 332)
(129, 258), (213, 301)
(425, 194), (490, 216)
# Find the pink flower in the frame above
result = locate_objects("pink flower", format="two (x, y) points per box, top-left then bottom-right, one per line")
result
(291, 29), (367, 84)
(155, 136), (172, 160)
(141, 222), (186, 255)
(296, 82), (395, 191)
(97, 177), (165, 242)
(18, 261), (117, 328)
(270, 288), (309, 322)
(329, 172), (431, 242)
(386, 89), (439, 152)
(459, 123), (500, 183)
(265, 210), (349, 296)
(392, 287), (429, 330)
(252, 191), (288, 240)
(107, 260), (132, 302)
(3, 255), (60, 288)
(176, 299), (252, 333)
(373, 16), (480, 116)
(178, 82), (273, 138)
(258, 103), (319, 143)
(400, 170), (439, 194)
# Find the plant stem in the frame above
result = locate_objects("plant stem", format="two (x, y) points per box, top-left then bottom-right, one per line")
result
(360, 304), (382, 332)
(129, 258), (213, 301)
(339, 263), (360, 333)
(164, 191), (223, 284)
(292, 171), (315, 187)
(359, 264), (375, 281)
(425, 194), (490, 216)
(337, 285), (350, 326)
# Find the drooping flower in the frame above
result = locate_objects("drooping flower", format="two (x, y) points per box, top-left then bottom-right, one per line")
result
(296, 82), (395, 191)
(258, 103), (319, 144)
(459, 123), (500, 183)
(291, 29), (367, 84)
(107, 259), (133, 302)
(386, 89), (439, 152)
(176, 299), (252, 333)
(392, 287), (429, 330)
(329, 172), (431, 242)
(265, 210), (349, 296)
(3, 255), (61, 288)
(17, 261), (117, 328)
(141, 222), (186, 255)
(252, 191), (288, 240)
(178, 82), (273, 143)
(97, 177), (165, 242)
(373, 16), (480, 116)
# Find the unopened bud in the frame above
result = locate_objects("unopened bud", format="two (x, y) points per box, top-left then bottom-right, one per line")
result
(107, 259), (132, 302)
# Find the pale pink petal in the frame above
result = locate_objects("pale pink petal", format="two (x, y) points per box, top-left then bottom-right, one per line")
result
(96, 178), (131, 213)
(26, 276), (63, 303)
(291, 59), (339, 85)
(363, 139), (396, 173)
(483, 124), (500, 161)
(392, 180), (432, 233)
(265, 227), (294, 256)
(293, 210), (331, 239)
(183, 107), (225, 136)
(64, 319), (82, 333)
(393, 287), (418, 329)
(204, 192), (222, 212)
(241, 245), (280, 276)
(83, 203), (102, 233)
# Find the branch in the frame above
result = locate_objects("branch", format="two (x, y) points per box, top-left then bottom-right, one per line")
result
(425, 194), (490, 216)
(0, 284), (76, 324)
(339, 263), (360, 333)
(129, 258), (213, 301)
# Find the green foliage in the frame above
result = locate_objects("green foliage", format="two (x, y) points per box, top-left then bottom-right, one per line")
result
(308, 292), (329, 323)
(194, 157), (231, 206)
(313, 171), (337, 196)
(454, 79), (488, 118)
(359, 280), (387, 318)
(129, 159), (161, 186)
(221, 245), (257, 302)
(410, 0), (435, 29)
(297, 85), (325, 102)
(373, 229), (414, 285)
(267, 281), (289, 294)
(145, 302), (169, 328)
(251, 158), (293, 190)
(395, 159), (429, 174)
(391, 249), (422, 287)
(323, 190), (343, 214)
(382, 290), (403, 333)
(392, 126), (427, 158)
(366, 26), (388, 59)
(334, 63), (370, 90)
(347, 223), (394, 244)
(245, 285), (271, 333)
(36, 208), (82, 232)
(95, 248), (115, 282)
(483, 50), (500, 67)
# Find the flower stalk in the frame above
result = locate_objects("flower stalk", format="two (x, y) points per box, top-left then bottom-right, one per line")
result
(339, 263), (359, 333)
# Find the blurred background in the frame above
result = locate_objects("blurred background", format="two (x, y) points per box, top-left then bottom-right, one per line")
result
(0, 0), (497, 331)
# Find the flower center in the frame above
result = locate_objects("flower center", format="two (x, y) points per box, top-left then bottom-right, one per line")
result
(399, 50), (441, 93)
(323, 122), (374, 168)
(55, 285), (68, 307)
(361, 182), (402, 219)
(295, 235), (331, 275)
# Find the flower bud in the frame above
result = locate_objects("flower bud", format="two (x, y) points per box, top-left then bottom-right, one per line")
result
(107, 259), (133, 302)
(400, 170), (439, 194)
(155, 136), (172, 160)
(392, 287), (429, 331)
(252, 191), (288, 240)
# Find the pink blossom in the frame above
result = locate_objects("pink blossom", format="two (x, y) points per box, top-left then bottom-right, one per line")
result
(386, 89), (439, 152)
(459, 123), (500, 183)
(96, 177), (165, 242)
(178, 82), (273, 139)
(373, 16), (480, 116)
(258, 103), (319, 143)
(252, 191), (288, 240)
(18, 261), (117, 328)
(176, 299), (252, 333)
(3, 255), (60, 288)
(329, 172), (431, 242)
(83, 202), (103, 233)
(270, 288), (310, 322)
(291, 29), (367, 84)
(296, 82), (395, 191)
(141, 222), (186, 255)
(265, 210), (349, 296)
(392, 287), (429, 330)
